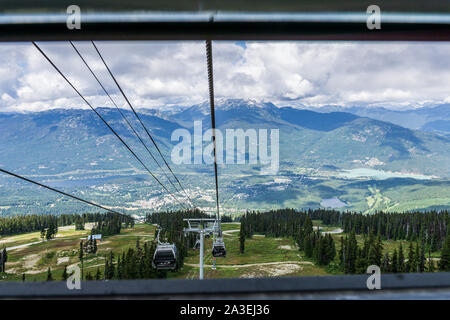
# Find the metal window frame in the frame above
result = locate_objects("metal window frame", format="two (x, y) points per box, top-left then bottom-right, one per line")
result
(0, 9), (449, 298)
(1, 273), (450, 299)
(0, 11), (449, 41)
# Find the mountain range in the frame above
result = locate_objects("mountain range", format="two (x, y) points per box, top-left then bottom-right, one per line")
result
(0, 99), (449, 215)
(310, 103), (450, 136)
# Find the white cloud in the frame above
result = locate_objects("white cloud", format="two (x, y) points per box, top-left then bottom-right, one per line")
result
(0, 41), (449, 112)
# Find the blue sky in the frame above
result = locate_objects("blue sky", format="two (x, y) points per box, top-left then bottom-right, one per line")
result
(0, 41), (449, 112)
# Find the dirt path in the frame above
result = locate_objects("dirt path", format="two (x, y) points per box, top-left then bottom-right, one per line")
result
(185, 260), (313, 268)
(5, 240), (45, 252)
(322, 228), (344, 234)
(113, 234), (154, 237)
(222, 229), (240, 236)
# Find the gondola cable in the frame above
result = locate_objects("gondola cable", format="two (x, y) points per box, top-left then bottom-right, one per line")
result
(69, 41), (187, 204)
(206, 40), (227, 258)
(32, 41), (187, 210)
(205, 40), (221, 224)
(91, 41), (195, 209)
(0, 168), (128, 218)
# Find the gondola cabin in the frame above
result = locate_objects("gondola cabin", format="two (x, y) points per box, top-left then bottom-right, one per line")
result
(194, 239), (200, 250)
(152, 243), (177, 270)
(212, 238), (226, 258)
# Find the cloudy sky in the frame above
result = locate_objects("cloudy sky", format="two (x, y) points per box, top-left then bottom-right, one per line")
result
(0, 41), (449, 112)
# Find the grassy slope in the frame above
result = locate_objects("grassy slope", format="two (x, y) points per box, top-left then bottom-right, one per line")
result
(0, 224), (156, 281)
(0, 221), (441, 282)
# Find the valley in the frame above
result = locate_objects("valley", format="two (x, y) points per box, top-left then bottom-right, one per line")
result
(0, 99), (449, 216)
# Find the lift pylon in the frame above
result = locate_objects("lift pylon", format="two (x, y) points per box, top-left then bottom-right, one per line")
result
(183, 218), (219, 279)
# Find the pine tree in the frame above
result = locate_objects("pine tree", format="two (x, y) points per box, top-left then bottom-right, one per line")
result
(95, 267), (102, 280)
(391, 249), (398, 273)
(355, 247), (367, 274)
(368, 234), (383, 267)
(79, 241), (84, 280)
(104, 255), (109, 280)
(117, 255), (123, 280)
(62, 265), (68, 281)
(339, 236), (345, 267)
(40, 228), (46, 242)
(381, 252), (390, 273)
(316, 235), (330, 265)
(75, 217), (85, 230)
(418, 242), (425, 272)
(431, 233), (439, 252)
(304, 234), (313, 258)
(327, 234), (336, 262)
(121, 251), (126, 279)
(407, 242), (415, 272)
(428, 257), (436, 272)
(239, 231), (245, 254)
(0, 248), (7, 273)
(106, 251), (115, 279)
(439, 233), (450, 271)
(347, 231), (358, 274)
(46, 267), (53, 281)
(398, 243), (405, 273)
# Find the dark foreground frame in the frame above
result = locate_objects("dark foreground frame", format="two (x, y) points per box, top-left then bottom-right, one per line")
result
(1, 8), (450, 299)
(1, 273), (450, 299)
(0, 12), (449, 42)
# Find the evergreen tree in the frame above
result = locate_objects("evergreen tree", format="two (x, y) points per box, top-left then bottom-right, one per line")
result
(117, 255), (123, 280)
(46, 267), (53, 281)
(40, 228), (46, 242)
(347, 231), (358, 274)
(315, 235), (328, 265)
(368, 234), (383, 267)
(62, 265), (68, 281)
(418, 242), (425, 273)
(431, 233), (439, 252)
(79, 241), (84, 280)
(106, 251), (115, 279)
(381, 253), (390, 273)
(0, 248), (7, 273)
(304, 234), (313, 258)
(239, 231), (245, 254)
(327, 234), (336, 262)
(75, 217), (85, 230)
(439, 233), (450, 271)
(95, 267), (102, 280)
(355, 248), (367, 274)
(407, 242), (416, 272)
(391, 249), (398, 273)
(398, 243), (405, 273)
(104, 255), (109, 280)
(339, 237), (345, 267)
(428, 257), (436, 272)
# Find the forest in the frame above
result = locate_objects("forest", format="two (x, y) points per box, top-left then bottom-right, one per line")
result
(3, 208), (450, 281)
(0, 212), (134, 236)
(240, 209), (450, 274)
